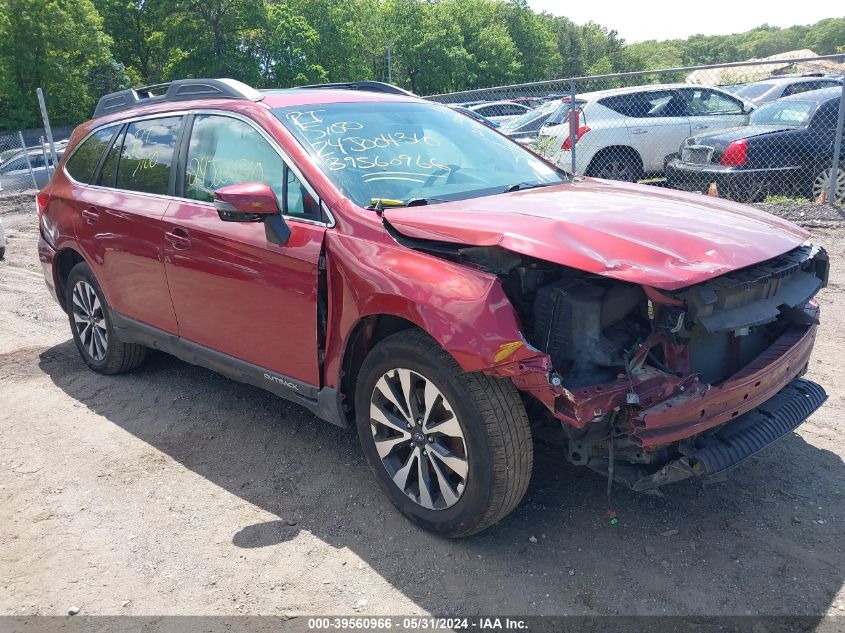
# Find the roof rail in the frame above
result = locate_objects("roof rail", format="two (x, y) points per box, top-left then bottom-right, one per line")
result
(295, 81), (417, 97)
(93, 78), (262, 118)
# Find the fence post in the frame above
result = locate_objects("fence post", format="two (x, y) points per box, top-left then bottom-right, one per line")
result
(18, 131), (37, 189)
(829, 73), (845, 205)
(39, 136), (51, 179)
(569, 79), (577, 175)
(36, 88), (59, 170)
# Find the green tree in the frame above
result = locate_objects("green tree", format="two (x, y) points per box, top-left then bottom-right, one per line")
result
(0, 0), (117, 128)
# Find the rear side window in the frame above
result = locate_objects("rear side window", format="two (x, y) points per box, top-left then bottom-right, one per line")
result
(600, 90), (683, 118)
(115, 117), (181, 195)
(97, 126), (124, 187)
(65, 125), (119, 183)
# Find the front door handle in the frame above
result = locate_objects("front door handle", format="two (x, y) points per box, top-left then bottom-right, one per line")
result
(165, 227), (191, 250)
(81, 207), (100, 224)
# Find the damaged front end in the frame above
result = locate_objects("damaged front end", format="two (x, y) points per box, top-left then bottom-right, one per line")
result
(476, 242), (830, 491)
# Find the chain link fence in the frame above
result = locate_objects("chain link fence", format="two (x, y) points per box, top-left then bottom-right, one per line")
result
(0, 130), (68, 193)
(428, 54), (845, 205)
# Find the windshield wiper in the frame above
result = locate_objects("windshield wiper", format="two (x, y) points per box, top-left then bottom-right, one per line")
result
(503, 181), (558, 193)
(405, 197), (450, 207)
(366, 197), (450, 211)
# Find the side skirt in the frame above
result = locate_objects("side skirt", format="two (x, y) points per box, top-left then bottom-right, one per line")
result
(111, 312), (347, 428)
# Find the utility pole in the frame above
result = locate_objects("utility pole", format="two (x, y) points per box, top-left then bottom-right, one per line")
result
(387, 44), (393, 84)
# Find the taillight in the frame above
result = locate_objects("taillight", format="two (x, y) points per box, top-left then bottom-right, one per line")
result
(720, 139), (747, 167)
(36, 191), (51, 221)
(562, 126), (591, 150)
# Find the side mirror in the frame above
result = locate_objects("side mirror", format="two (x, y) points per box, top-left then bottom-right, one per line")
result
(213, 182), (290, 246)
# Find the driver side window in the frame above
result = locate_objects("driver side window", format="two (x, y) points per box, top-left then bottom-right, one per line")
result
(185, 114), (284, 205)
(684, 89), (744, 116)
(185, 114), (321, 221)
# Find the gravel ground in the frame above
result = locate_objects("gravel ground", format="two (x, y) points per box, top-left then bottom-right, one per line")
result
(1, 192), (844, 618)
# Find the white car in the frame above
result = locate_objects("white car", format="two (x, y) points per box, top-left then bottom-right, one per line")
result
(467, 100), (534, 126)
(536, 84), (753, 181)
(0, 149), (63, 190)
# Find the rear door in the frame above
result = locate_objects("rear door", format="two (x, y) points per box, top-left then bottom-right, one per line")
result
(163, 112), (327, 386)
(72, 115), (182, 333)
(604, 89), (691, 172)
(681, 87), (748, 136)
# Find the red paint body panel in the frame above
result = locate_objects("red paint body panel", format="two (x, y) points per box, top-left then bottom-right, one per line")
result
(74, 186), (178, 333)
(321, 227), (545, 390)
(163, 199), (325, 384)
(384, 178), (809, 291)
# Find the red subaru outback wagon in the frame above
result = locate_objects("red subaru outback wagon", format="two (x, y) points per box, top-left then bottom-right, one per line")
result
(38, 78), (828, 536)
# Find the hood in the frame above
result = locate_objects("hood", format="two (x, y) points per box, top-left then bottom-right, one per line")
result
(383, 178), (809, 291)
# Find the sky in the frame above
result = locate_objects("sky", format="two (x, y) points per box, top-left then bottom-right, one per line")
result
(527, 0), (844, 43)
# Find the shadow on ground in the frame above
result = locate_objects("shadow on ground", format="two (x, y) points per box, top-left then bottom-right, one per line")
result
(39, 341), (845, 616)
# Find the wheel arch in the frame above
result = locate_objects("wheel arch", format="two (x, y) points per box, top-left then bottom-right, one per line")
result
(339, 313), (420, 425)
(54, 246), (88, 313)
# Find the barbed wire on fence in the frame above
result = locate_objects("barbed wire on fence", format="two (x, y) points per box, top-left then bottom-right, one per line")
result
(428, 54), (845, 205)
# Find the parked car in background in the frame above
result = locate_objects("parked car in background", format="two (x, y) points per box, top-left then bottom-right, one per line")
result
(38, 78), (828, 537)
(667, 86), (845, 203)
(0, 148), (64, 189)
(0, 139), (69, 165)
(449, 104), (500, 128)
(730, 76), (842, 106)
(467, 100), (534, 125)
(500, 99), (562, 144)
(537, 84), (753, 181)
(511, 96), (545, 108)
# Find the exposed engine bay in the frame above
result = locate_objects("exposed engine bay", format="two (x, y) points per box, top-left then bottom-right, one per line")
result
(446, 240), (830, 491)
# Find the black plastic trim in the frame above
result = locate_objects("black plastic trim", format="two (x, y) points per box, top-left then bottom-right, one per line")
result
(93, 79), (263, 119)
(693, 378), (827, 475)
(110, 312), (347, 427)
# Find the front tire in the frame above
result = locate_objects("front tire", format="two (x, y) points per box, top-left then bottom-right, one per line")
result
(65, 262), (147, 374)
(355, 330), (533, 537)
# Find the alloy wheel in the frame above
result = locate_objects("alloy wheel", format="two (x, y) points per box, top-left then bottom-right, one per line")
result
(812, 167), (845, 204)
(71, 280), (108, 362)
(369, 368), (468, 510)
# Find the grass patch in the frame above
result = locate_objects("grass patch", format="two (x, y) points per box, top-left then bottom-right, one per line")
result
(763, 195), (810, 204)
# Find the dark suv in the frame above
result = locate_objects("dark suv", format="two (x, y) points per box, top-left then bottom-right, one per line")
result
(38, 78), (828, 537)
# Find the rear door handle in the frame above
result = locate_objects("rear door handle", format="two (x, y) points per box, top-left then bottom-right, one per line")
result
(630, 128), (648, 135)
(81, 207), (100, 224)
(693, 124), (709, 130)
(165, 227), (191, 250)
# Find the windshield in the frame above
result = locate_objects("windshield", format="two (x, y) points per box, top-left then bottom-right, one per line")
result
(733, 83), (776, 101)
(273, 102), (563, 207)
(500, 100), (560, 132)
(750, 100), (816, 126)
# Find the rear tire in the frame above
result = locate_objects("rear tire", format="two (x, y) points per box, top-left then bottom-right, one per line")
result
(65, 262), (147, 375)
(811, 163), (845, 204)
(586, 148), (642, 182)
(354, 329), (533, 537)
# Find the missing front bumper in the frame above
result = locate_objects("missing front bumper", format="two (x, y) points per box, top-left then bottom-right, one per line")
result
(595, 377), (827, 492)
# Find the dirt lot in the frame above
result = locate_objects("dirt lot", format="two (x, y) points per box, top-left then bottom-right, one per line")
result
(1, 192), (844, 618)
